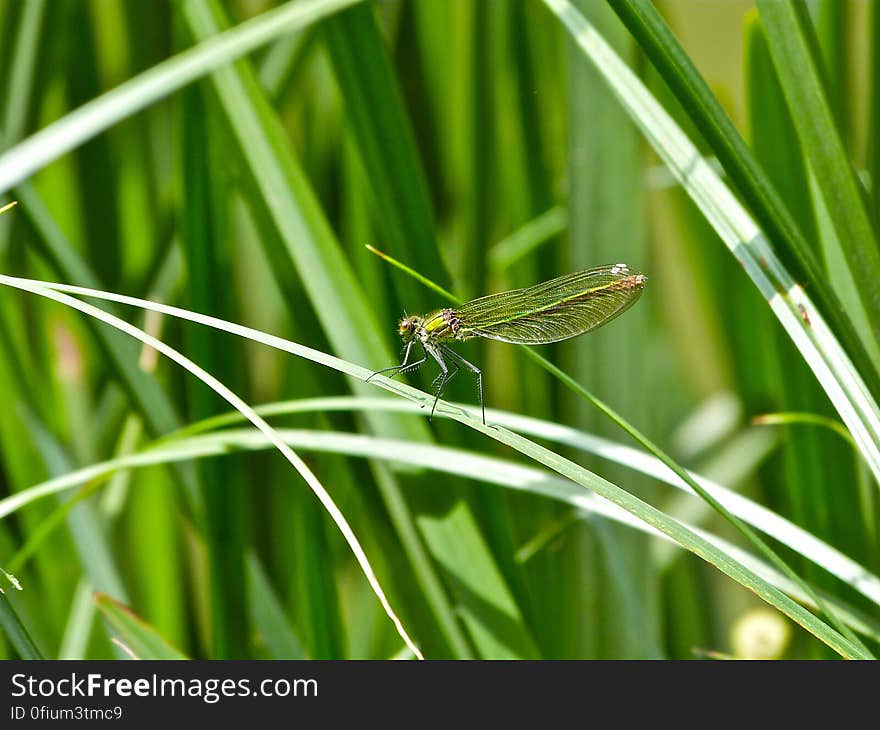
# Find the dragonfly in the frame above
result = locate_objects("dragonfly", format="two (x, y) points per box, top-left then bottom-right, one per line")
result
(368, 264), (647, 424)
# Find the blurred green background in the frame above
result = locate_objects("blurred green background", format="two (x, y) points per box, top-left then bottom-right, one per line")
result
(0, 0), (877, 659)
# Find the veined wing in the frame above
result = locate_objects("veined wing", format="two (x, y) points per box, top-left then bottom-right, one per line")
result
(455, 265), (646, 344)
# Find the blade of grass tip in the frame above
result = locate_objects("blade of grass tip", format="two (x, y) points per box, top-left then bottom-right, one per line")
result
(757, 0), (880, 331)
(365, 245), (874, 656)
(0, 276), (424, 660)
(8, 275), (870, 657)
(488, 206), (568, 273)
(0, 0), (365, 195)
(416, 502), (538, 659)
(94, 593), (188, 660)
(364, 245), (455, 301)
(752, 412), (856, 448)
(605, 0), (880, 384)
(0, 591), (43, 660)
(546, 0), (880, 512)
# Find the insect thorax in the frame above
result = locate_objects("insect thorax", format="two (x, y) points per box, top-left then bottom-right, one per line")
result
(421, 307), (464, 341)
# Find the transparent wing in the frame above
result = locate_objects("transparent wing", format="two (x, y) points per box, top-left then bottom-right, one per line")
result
(455, 265), (645, 344)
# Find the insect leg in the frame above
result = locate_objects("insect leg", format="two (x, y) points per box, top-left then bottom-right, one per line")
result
(366, 340), (426, 382)
(424, 344), (453, 421)
(434, 360), (460, 402)
(441, 346), (485, 425)
(397, 349), (427, 376)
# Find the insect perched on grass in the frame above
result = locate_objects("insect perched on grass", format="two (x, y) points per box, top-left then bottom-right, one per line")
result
(368, 264), (647, 424)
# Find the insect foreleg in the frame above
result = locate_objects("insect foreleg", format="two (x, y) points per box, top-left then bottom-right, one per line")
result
(366, 340), (425, 382)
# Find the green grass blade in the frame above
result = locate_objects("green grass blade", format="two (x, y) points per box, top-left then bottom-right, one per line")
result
(326, 7), (530, 632)
(870, 0), (880, 221)
(0, 0), (45, 267)
(16, 185), (200, 509)
(605, 0), (880, 379)
(21, 412), (130, 606)
(258, 29), (314, 101)
(757, 0), (880, 332)
(9, 414), (878, 650)
(0, 0), (364, 194)
(17, 187), (183, 435)
(0, 0), (44, 145)
(181, 0), (529, 659)
(0, 592), (43, 659)
(544, 0), (880, 493)
(15, 394), (880, 616)
(743, 12), (863, 586)
(743, 11), (815, 245)
(36, 240), (873, 654)
(753, 411), (855, 447)
(7, 277), (868, 658)
(364, 234), (868, 651)
(815, 0), (849, 141)
(323, 4), (451, 303)
(94, 593), (187, 659)
(180, 82), (248, 658)
(0, 275), (424, 659)
(488, 206), (568, 273)
(166, 395), (880, 614)
(57, 581), (96, 659)
(564, 0), (652, 658)
(246, 553), (307, 660)
(417, 502), (539, 659)
(446, 0), (494, 298)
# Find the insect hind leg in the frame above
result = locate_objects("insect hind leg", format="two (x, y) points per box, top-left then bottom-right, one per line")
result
(430, 361), (461, 420)
(424, 344), (458, 421)
(441, 345), (485, 425)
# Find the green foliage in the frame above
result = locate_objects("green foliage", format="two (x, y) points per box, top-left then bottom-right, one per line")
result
(0, 0), (878, 659)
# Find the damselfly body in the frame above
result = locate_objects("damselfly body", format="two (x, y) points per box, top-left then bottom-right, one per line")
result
(368, 264), (647, 424)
